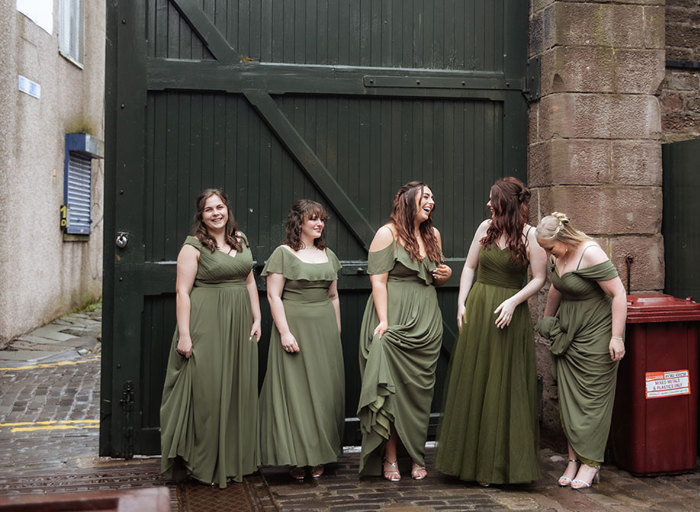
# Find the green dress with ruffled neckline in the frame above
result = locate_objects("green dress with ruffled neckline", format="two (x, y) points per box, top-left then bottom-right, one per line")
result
(160, 234), (259, 488)
(357, 239), (443, 476)
(258, 246), (345, 467)
(535, 258), (621, 464)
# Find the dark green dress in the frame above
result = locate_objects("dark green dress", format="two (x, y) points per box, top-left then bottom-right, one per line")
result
(535, 258), (620, 464)
(259, 246), (345, 467)
(160, 234), (259, 488)
(436, 246), (540, 484)
(358, 240), (443, 476)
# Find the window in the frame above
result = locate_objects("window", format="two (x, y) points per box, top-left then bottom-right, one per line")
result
(62, 134), (103, 236)
(58, 0), (83, 66)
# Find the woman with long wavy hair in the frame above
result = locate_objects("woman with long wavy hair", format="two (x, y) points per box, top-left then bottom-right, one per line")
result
(259, 199), (345, 481)
(435, 177), (546, 486)
(357, 181), (452, 482)
(160, 188), (262, 488)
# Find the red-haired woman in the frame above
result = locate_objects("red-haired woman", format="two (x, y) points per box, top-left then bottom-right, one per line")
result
(259, 200), (344, 481)
(358, 181), (452, 482)
(160, 189), (262, 488)
(435, 177), (546, 486)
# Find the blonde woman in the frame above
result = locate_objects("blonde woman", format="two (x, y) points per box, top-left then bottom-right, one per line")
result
(535, 213), (626, 489)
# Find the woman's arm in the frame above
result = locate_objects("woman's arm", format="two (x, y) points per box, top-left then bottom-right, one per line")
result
(457, 220), (488, 332)
(598, 276), (627, 361)
(175, 244), (199, 358)
(543, 285), (562, 317)
(267, 273), (300, 352)
(431, 228), (452, 286)
(494, 226), (548, 328)
(368, 226), (394, 339)
(245, 270), (262, 342)
(328, 280), (341, 333)
(580, 244), (627, 361)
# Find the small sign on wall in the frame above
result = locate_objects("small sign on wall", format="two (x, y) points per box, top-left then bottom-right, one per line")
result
(645, 370), (691, 399)
(18, 75), (41, 99)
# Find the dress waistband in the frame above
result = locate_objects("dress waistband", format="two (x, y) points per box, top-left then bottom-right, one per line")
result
(194, 279), (247, 288)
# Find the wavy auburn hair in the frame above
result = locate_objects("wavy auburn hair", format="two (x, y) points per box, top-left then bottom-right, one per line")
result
(283, 199), (330, 251)
(480, 177), (531, 264)
(192, 188), (244, 253)
(390, 181), (442, 263)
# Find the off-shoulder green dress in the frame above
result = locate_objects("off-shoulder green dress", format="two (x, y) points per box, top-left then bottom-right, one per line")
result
(357, 240), (443, 476)
(535, 257), (621, 464)
(160, 234), (259, 488)
(259, 246), (345, 467)
(436, 246), (540, 484)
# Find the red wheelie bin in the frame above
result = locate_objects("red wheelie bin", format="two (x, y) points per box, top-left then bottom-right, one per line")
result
(610, 294), (700, 476)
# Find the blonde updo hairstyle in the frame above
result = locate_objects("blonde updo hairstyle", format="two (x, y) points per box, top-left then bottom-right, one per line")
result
(535, 212), (592, 248)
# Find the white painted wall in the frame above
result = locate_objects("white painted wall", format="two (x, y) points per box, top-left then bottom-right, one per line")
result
(0, 1), (105, 347)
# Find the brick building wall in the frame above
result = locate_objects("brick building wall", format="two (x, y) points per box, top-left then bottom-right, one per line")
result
(528, 0), (666, 446)
(661, 0), (700, 142)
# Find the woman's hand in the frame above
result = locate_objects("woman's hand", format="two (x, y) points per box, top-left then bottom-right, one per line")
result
(609, 336), (625, 361)
(249, 320), (261, 343)
(432, 264), (452, 285)
(281, 332), (300, 353)
(176, 335), (193, 359)
(494, 298), (516, 329)
(457, 304), (466, 332)
(373, 321), (388, 339)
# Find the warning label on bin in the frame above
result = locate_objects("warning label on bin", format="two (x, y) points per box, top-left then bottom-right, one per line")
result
(645, 370), (691, 399)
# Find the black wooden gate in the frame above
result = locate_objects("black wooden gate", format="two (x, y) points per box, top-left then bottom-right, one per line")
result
(101, 0), (532, 457)
(663, 138), (700, 300)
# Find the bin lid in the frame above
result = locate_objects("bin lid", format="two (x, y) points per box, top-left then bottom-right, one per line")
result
(627, 294), (700, 323)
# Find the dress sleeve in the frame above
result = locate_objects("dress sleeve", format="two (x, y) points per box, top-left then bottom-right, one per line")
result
(327, 248), (342, 275)
(183, 236), (203, 251)
(578, 260), (619, 281)
(367, 242), (396, 275)
(261, 246), (285, 277)
(237, 231), (249, 247)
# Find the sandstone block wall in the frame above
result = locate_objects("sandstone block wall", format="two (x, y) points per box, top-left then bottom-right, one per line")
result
(529, 0), (666, 447)
(661, 0), (700, 142)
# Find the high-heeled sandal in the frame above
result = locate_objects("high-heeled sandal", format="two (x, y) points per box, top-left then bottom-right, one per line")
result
(571, 464), (600, 489)
(558, 458), (580, 487)
(310, 465), (324, 479)
(289, 466), (305, 481)
(383, 458), (401, 482)
(411, 462), (427, 480)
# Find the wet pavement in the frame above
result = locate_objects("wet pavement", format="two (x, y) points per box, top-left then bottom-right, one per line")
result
(1, 305), (699, 511)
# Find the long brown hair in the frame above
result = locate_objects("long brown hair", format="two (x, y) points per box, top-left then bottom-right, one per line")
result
(390, 181), (442, 263)
(283, 199), (330, 251)
(192, 188), (244, 253)
(480, 177), (530, 263)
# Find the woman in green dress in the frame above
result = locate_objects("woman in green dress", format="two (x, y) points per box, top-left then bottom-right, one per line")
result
(534, 212), (627, 489)
(160, 189), (262, 488)
(259, 199), (344, 481)
(358, 181), (452, 482)
(435, 177), (547, 486)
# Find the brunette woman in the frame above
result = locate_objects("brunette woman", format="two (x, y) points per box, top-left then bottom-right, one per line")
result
(160, 189), (262, 488)
(535, 212), (626, 489)
(435, 177), (546, 486)
(259, 200), (344, 481)
(357, 181), (452, 481)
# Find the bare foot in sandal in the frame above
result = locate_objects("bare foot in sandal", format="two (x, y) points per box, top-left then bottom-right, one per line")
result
(411, 461), (427, 480)
(383, 458), (401, 482)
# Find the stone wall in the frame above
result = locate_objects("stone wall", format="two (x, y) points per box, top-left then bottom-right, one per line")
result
(528, 0), (666, 446)
(0, 2), (105, 348)
(661, 0), (700, 142)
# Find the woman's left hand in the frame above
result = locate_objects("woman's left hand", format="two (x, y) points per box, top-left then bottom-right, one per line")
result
(494, 298), (516, 329)
(432, 264), (452, 285)
(609, 336), (625, 361)
(250, 320), (262, 343)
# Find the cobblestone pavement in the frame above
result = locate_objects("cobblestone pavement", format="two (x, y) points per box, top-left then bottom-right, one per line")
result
(1, 306), (699, 511)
